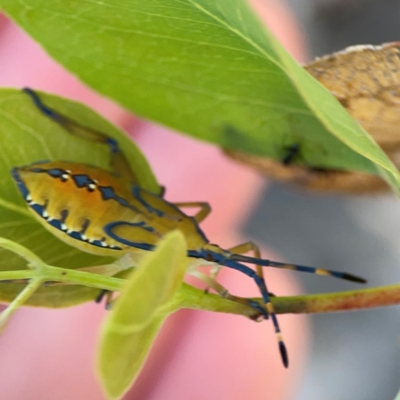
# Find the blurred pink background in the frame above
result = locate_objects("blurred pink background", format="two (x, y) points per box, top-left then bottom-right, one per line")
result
(0, 1), (309, 398)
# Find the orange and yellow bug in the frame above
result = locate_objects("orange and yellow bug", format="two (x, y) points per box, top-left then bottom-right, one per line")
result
(12, 88), (366, 367)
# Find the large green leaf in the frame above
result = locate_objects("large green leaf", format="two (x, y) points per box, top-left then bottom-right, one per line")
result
(0, 88), (157, 306)
(1, 0), (399, 189)
(97, 230), (187, 400)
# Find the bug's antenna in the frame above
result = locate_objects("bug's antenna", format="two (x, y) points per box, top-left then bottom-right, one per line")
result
(230, 254), (367, 284)
(23, 87), (64, 123)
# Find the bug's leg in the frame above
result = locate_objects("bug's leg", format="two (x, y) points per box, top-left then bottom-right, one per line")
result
(173, 202), (211, 223)
(227, 241), (281, 313)
(86, 254), (138, 308)
(227, 241), (278, 297)
(202, 264), (221, 295)
(192, 245), (288, 365)
(188, 269), (267, 320)
(96, 290), (114, 309)
(226, 242), (265, 289)
(22, 88), (141, 187)
(171, 202), (211, 294)
(96, 289), (108, 304)
(219, 258), (288, 367)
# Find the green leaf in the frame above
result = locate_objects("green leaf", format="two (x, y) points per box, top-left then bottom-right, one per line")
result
(97, 230), (187, 400)
(0, 237), (133, 330)
(1, 0), (399, 190)
(0, 88), (157, 306)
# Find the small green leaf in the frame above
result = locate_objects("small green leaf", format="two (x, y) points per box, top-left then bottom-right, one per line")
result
(0, 88), (157, 307)
(0, 237), (127, 330)
(97, 230), (187, 400)
(1, 0), (399, 190)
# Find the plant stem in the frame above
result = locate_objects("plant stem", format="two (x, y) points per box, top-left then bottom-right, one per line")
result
(40, 266), (125, 291)
(0, 277), (44, 332)
(176, 282), (400, 318)
(0, 267), (125, 291)
(273, 283), (400, 314)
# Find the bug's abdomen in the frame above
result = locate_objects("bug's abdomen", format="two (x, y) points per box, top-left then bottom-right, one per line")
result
(12, 161), (150, 256)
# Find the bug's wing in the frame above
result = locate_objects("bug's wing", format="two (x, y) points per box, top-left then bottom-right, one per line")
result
(104, 220), (162, 251)
(54, 117), (140, 187)
(129, 186), (210, 250)
(24, 88), (143, 189)
(132, 186), (187, 220)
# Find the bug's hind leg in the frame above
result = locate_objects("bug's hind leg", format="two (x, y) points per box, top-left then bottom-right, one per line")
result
(22, 88), (140, 186)
(188, 269), (267, 320)
(226, 241), (265, 287)
(228, 241), (261, 259)
(226, 242), (288, 367)
(205, 241), (269, 296)
(173, 202), (211, 223)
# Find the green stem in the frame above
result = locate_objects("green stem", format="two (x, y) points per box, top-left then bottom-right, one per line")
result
(0, 267), (125, 292)
(0, 277), (44, 331)
(0, 271), (36, 280)
(175, 283), (259, 318)
(40, 265), (126, 291)
(176, 282), (400, 318)
(1, 238), (400, 320)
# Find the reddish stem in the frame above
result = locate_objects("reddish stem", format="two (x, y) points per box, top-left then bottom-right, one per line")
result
(274, 283), (400, 314)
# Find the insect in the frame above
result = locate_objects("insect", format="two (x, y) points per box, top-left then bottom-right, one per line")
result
(12, 88), (367, 368)
(282, 143), (301, 165)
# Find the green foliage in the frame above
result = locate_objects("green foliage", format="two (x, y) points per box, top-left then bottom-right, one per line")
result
(1, 0), (399, 190)
(0, 89), (157, 306)
(0, 237), (127, 331)
(97, 231), (187, 400)
(0, 0), (400, 397)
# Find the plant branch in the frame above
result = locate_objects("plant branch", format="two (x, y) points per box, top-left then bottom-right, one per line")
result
(176, 282), (400, 319)
(273, 283), (400, 314)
